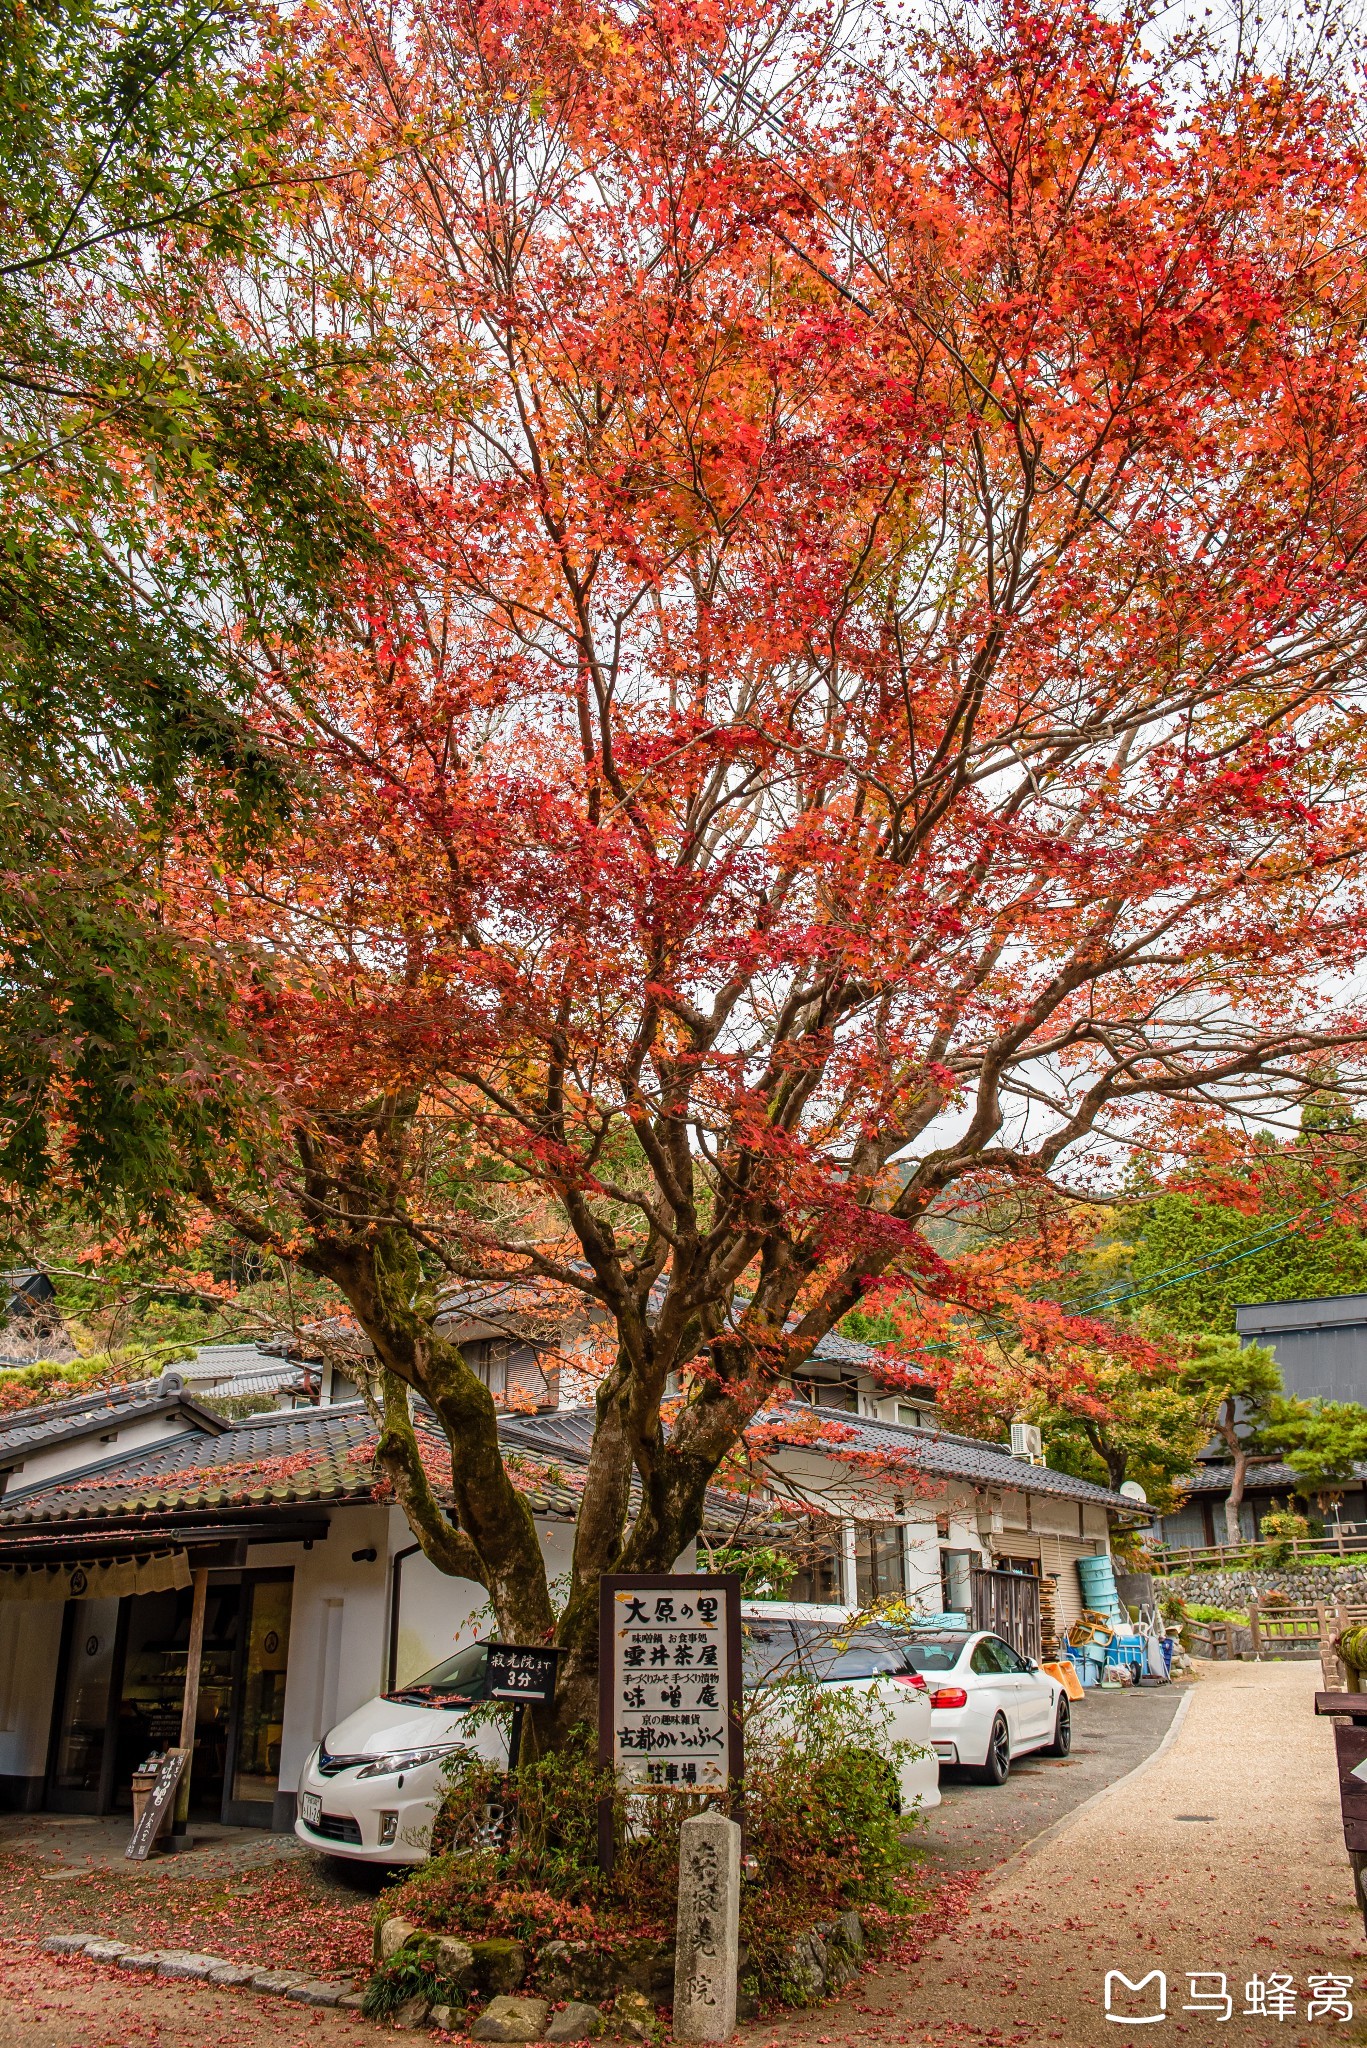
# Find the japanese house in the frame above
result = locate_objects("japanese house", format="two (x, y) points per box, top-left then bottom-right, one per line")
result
(0, 1334), (1144, 1831)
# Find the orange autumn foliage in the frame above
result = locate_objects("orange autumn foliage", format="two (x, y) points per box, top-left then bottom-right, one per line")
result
(55, 0), (1367, 1712)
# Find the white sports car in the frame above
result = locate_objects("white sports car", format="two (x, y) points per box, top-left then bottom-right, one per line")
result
(899, 1628), (1071, 1782)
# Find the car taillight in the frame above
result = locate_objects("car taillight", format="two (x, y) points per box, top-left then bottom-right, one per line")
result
(893, 1672), (927, 1690)
(930, 1687), (968, 1709)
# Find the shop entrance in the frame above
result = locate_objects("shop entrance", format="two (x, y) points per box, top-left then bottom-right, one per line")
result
(46, 1570), (293, 1825)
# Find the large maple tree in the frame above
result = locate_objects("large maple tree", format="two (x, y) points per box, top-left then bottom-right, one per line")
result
(39, 0), (1367, 1737)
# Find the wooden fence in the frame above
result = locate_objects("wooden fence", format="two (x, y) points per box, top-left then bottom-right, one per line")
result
(1155, 1522), (1367, 1572)
(1185, 1618), (1240, 1659)
(1185, 1601), (1367, 1668)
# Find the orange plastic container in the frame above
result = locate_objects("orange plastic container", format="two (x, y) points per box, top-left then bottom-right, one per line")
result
(1042, 1659), (1085, 1702)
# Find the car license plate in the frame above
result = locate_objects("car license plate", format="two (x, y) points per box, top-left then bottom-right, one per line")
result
(300, 1792), (322, 1827)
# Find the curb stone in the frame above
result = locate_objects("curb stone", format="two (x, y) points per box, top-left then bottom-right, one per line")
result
(284, 1979), (349, 2006)
(41, 1932), (361, 2013)
(208, 1962), (258, 1987)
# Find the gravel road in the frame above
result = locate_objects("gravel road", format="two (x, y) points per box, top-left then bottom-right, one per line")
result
(755, 1659), (1366, 2048)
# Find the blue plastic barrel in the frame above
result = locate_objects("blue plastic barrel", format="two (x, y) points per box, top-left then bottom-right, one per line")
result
(1076, 1554), (1126, 1619)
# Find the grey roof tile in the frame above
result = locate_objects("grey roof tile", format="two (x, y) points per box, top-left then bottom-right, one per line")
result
(498, 1404), (1140, 1514)
(0, 1373), (226, 1460)
(1176, 1458), (1367, 1493)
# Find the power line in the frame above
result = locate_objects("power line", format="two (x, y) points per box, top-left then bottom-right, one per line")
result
(1067, 1190), (1367, 1319)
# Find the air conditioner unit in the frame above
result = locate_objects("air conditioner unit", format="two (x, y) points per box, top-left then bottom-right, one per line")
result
(1010, 1421), (1045, 1466)
(976, 1492), (1004, 1540)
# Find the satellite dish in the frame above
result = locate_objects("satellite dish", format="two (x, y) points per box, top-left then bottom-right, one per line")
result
(1119, 1480), (1148, 1504)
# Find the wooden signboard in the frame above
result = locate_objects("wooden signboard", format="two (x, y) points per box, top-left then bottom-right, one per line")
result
(1335, 1722), (1367, 1851)
(484, 1642), (562, 1772)
(125, 1748), (189, 1861)
(1314, 1693), (1367, 1931)
(597, 1573), (742, 1867)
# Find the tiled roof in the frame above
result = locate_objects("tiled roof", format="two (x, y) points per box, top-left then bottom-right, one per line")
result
(1177, 1458), (1367, 1494)
(0, 1402), (583, 1531)
(0, 1373), (225, 1462)
(498, 1404), (1142, 1515)
(807, 1409), (1145, 1512)
(0, 1396), (763, 1542)
(186, 1346), (310, 1402)
(188, 1343), (305, 1382)
(0, 1404), (375, 1525)
(195, 1368), (306, 1401)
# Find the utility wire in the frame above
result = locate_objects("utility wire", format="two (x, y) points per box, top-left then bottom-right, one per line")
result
(1065, 1189), (1367, 1320)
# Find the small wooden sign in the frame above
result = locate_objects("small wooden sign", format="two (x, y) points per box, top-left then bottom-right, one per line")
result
(485, 1643), (561, 1704)
(125, 1748), (188, 1860)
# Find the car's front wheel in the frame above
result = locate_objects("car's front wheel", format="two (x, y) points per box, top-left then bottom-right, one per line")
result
(976, 1713), (1011, 1785)
(1042, 1697), (1071, 1757)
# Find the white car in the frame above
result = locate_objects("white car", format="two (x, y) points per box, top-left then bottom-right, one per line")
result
(738, 1601), (940, 1816)
(897, 1628), (1070, 1782)
(295, 1639), (505, 1862)
(295, 1603), (937, 1864)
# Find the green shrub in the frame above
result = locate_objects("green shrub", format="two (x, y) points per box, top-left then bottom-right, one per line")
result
(360, 1940), (468, 2020)
(1184, 1602), (1250, 1626)
(383, 1684), (921, 2007)
(698, 1542), (798, 1600)
(1259, 1510), (1313, 1566)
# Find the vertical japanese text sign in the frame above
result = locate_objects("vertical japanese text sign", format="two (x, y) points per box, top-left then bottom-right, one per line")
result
(599, 1574), (743, 1801)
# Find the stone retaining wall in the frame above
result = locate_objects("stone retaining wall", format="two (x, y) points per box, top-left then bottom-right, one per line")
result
(370, 1906), (867, 2029)
(1156, 1565), (1367, 1607)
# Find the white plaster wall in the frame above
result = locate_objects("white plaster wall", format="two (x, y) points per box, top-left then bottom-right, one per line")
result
(902, 1518), (945, 1609)
(1032, 1494), (1083, 1536)
(0, 1598), (63, 1778)
(388, 1543), (490, 1689)
(257, 1504), (393, 1794)
(6, 1413), (192, 1494)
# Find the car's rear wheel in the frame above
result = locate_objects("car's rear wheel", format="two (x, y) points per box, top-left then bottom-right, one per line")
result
(1042, 1697), (1071, 1757)
(976, 1713), (1011, 1784)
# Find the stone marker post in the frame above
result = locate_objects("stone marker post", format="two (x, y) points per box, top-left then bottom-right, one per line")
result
(673, 1810), (741, 2043)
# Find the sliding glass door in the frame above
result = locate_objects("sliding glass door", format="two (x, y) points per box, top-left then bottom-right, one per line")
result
(47, 1597), (123, 1811)
(46, 1569), (294, 1827)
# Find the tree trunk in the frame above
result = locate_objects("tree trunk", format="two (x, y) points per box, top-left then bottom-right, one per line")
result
(1224, 1445), (1248, 1548)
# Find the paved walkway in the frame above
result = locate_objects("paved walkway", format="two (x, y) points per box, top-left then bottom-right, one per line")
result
(919, 1679), (1188, 1876)
(0, 1813), (307, 1880)
(755, 1660), (1365, 2048)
